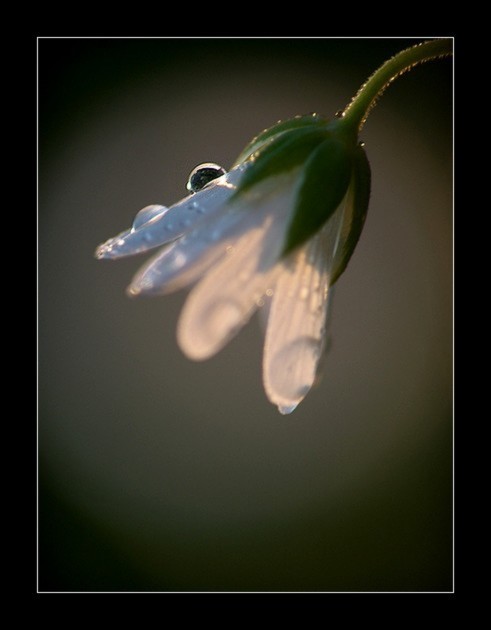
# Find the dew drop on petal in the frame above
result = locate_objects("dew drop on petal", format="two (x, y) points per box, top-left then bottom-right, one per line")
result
(186, 163), (227, 193)
(207, 229), (222, 243)
(239, 270), (252, 283)
(299, 286), (309, 300)
(278, 404), (298, 415)
(132, 204), (168, 231)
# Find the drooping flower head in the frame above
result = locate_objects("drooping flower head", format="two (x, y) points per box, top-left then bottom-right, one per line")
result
(95, 40), (452, 414)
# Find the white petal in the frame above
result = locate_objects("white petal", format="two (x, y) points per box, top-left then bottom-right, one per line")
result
(126, 204), (244, 296)
(262, 190), (351, 414)
(128, 169), (301, 297)
(177, 177), (297, 360)
(262, 234), (333, 415)
(94, 165), (246, 260)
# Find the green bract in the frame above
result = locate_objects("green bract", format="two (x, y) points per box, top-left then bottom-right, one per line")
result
(282, 133), (353, 255)
(232, 125), (332, 197)
(232, 113), (329, 166)
(330, 145), (371, 285)
(231, 115), (369, 282)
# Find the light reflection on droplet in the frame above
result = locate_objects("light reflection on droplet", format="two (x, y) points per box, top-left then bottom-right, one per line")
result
(186, 163), (227, 193)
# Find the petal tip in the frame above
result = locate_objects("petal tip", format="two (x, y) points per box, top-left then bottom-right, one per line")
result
(94, 241), (112, 259)
(277, 404), (298, 415)
(126, 284), (141, 297)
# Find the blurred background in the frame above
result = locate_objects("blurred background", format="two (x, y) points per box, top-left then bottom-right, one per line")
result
(38, 38), (452, 592)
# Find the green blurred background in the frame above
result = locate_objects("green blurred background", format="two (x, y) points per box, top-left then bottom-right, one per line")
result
(38, 38), (452, 592)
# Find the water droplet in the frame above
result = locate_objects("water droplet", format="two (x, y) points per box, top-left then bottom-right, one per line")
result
(265, 288), (274, 297)
(186, 163), (226, 193)
(359, 141), (365, 147)
(335, 110), (345, 118)
(207, 229), (222, 242)
(299, 286), (309, 300)
(239, 270), (251, 282)
(132, 204), (167, 230)
(256, 296), (265, 307)
(278, 404), (298, 415)
(127, 284), (141, 297)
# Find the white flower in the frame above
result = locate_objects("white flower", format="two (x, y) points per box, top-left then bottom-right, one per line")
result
(95, 40), (453, 415)
(96, 116), (370, 414)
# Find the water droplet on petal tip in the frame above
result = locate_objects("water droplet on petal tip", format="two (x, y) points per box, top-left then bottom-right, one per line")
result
(126, 285), (141, 297)
(278, 404), (298, 415)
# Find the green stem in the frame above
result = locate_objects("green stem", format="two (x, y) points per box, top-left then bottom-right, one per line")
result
(340, 39), (453, 134)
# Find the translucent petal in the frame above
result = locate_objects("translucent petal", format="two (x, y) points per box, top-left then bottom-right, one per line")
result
(177, 185), (296, 360)
(262, 235), (331, 413)
(262, 193), (348, 413)
(94, 165), (246, 260)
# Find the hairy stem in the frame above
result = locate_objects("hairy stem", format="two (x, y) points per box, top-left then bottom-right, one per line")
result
(340, 39), (452, 133)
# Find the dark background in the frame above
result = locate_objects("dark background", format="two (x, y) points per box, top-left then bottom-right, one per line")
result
(39, 38), (452, 592)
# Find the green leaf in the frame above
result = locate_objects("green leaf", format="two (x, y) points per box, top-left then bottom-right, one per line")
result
(330, 145), (371, 285)
(231, 126), (330, 199)
(282, 136), (354, 256)
(232, 113), (329, 167)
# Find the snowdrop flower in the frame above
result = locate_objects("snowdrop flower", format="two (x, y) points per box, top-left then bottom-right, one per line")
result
(96, 39), (452, 414)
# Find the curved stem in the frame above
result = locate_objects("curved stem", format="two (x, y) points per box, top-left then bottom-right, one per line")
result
(340, 39), (453, 134)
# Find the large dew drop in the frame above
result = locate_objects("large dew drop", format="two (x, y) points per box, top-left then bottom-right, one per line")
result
(186, 163), (227, 193)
